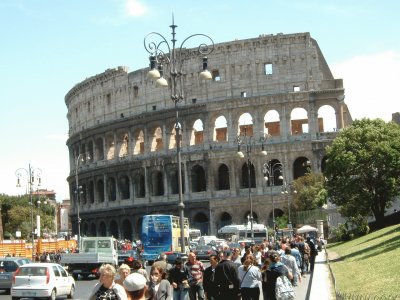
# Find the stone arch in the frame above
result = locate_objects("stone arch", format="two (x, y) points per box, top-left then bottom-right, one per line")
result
(97, 179), (105, 203)
(240, 161), (256, 188)
(118, 175), (130, 200)
(244, 210), (258, 224)
(192, 212), (209, 235)
(121, 219), (133, 240)
(90, 223), (97, 236)
(321, 156), (328, 173)
(317, 105), (337, 132)
(217, 164), (230, 190)
(265, 159), (284, 186)
(99, 221), (107, 236)
(105, 132), (115, 160)
(214, 115), (228, 142)
(109, 220), (119, 239)
(107, 177), (117, 201)
(151, 126), (163, 152)
(293, 157), (311, 179)
(238, 112), (254, 136)
(190, 119), (204, 146)
(88, 181), (94, 204)
(81, 183), (87, 205)
(170, 169), (185, 195)
(133, 129), (145, 155)
(87, 140), (94, 162)
(135, 172), (145, 198)
(218, 212), (233, 229)
(136, 217), (143, 240)
(95, 137), (104, 161)
(83, 223), (89, 237)
(169, 122), (182, 149)
(118, 132), (129, 157)
(290, 107), (309, 135)
(191, 165), (206, 192)
(264, 109), (281, 136)
(151, 170), (164, 196)
(267, 209), (285, 228)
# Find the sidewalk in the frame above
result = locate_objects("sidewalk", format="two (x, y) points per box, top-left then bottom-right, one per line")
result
(292, 249), (334, 300)
(309, 250), (334, 300)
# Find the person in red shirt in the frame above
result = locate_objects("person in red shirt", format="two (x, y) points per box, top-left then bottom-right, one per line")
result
(185, 252), (205, 300)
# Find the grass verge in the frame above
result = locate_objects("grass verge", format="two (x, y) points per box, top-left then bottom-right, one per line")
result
(327, 224), (400, 298)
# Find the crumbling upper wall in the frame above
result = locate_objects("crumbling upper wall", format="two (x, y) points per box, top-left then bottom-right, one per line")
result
(65, 32), (342, 137)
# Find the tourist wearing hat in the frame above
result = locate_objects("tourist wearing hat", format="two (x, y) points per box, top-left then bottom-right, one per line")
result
(123, 273), (148, 300)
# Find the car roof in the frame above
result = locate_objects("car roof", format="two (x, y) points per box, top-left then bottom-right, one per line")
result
(0, 257), (29, 261)
(19, 263), (62, 267)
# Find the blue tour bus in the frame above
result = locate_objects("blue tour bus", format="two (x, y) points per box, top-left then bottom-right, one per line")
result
(141, 214), (189, 263)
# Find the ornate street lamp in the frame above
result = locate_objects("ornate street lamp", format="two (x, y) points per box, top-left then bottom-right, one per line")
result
(75, 154), (84, 246)
(15, 163), (42, 260)
(237, 129), (267, 241)
(143, 17), (214, 253)
(263, 160), (283, 241)
(281, 182), (297, 230)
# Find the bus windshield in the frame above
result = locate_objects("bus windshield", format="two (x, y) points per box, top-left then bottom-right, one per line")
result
(141, 215), (189, 261)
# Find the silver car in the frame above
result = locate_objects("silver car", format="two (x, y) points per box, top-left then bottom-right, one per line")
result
(0, 257), (31, 294)
(11, 263), (75, 300)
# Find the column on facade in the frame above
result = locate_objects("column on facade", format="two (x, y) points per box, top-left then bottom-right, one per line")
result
(129, 172), (135, 202)
(336, 100), (345, 130)
(280, 105), (290, 142)
(103, 174), (109, 205)
(308, 99), (318, 139)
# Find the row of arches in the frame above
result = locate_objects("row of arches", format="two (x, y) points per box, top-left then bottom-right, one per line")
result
(71, 105), (337, 167)
(73, 155), (318, 205)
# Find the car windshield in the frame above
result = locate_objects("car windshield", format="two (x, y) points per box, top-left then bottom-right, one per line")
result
(197, 246), (212, 251)
(18, 267), (47, 276)
(0, 261), (18, 272)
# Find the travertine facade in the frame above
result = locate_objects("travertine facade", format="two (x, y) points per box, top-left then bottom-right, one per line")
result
(65, 32), (352, 240)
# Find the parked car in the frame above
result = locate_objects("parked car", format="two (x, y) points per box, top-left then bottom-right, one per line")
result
(118, 249), (142, 268)
(193, 245), (217, 261)
(11, 262), (75, 300)
(0, 257), (31, 294)
(154, 252), (187, 265)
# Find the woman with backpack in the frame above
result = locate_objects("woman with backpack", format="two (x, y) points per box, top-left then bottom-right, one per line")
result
(265, 251), (294, 300)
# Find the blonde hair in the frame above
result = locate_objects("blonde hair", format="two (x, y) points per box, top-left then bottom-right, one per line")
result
(118, 263), (131, 274)
(99, 264), (116, 277)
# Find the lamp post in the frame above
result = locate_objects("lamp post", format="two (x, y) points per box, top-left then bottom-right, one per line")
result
(237, 130), (267, 241)
(15, 163), (42, 260)
(263, 161), (283, 241)
(237, 130), (255, 240)
(75, 154), (84, 246)
(281, 182), (297, 230)
(143, 17), (214, 253)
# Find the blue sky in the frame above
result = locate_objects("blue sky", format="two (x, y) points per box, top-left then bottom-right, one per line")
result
(1, 0), (399, 201)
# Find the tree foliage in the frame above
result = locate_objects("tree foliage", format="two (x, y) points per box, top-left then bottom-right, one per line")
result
(291, 172), (327, 211)
(1, 194), (56, 239)
(325, 119), (400, 228)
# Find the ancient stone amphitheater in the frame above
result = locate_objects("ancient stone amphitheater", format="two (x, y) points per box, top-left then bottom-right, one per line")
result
(65, 32), (352, 240)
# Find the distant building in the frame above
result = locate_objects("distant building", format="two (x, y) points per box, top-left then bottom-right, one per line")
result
(58, 199), (71, 234)
(392, 112), (400, 124)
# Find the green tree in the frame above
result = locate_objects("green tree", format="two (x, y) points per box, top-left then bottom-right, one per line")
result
(292, 173), (327, 211)
(325, 118), (400, 228)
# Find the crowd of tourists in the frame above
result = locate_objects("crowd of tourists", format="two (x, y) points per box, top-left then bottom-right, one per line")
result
(89, 234), (319, 300)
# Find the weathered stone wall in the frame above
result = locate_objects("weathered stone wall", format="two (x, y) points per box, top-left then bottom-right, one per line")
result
(65, 32), (352, 239)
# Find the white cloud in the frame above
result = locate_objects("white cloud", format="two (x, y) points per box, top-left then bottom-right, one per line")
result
(125, 0), (147, 17)
(331, 51), (400, 122)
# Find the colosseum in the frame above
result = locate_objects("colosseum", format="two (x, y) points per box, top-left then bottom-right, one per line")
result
(65, 31), (352, 240)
